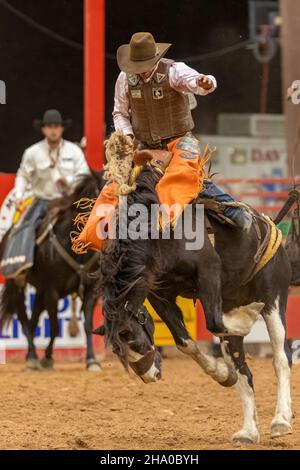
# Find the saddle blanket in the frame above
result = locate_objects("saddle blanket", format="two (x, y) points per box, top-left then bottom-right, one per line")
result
(1, 224), (35, 278)
(0, 199), (49, 279)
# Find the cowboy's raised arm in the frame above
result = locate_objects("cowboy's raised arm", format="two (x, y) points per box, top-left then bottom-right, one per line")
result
(112, 71), (134, 136)
(14, 148), (35, 201)
(169, 62), (217, 96)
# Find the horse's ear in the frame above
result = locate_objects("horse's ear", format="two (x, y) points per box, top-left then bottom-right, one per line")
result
(93, 325), (106, 336)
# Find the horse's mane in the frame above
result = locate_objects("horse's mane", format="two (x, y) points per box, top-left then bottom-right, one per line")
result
(96, 166), (161, 318)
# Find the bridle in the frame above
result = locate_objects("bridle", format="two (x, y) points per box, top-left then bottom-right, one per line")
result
(122, 301), (157, 377)
(37, 223), (99, 300)
(124, 300), (154, 344)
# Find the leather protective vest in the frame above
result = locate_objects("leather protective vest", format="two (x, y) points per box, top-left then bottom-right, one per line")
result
(127, 59), (195, 146)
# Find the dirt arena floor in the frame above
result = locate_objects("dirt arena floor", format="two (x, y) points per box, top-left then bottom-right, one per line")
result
(1, 352), (300, 450)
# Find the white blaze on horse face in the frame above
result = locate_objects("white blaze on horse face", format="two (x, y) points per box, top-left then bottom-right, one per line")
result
(222, 302), (265, 337)
(140, 362), (161, 384)
(126, 346), (160, 383)
(126, 346), (144, 363)
(264, 296), (292, 437)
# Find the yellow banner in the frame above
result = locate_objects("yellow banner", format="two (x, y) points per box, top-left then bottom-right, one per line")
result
(144, 297), (197, 346)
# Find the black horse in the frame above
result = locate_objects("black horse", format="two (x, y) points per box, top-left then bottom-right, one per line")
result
(0, 172), (105, 371)
(96, 164), (292, 444)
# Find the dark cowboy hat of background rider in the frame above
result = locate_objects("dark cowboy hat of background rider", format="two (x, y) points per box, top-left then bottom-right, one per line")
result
(117, 32), (172, 74)
(33, 109), (72, 131)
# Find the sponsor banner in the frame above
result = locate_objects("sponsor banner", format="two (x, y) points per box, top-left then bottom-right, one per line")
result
(146, 297), (198, 346)
(202, 135), (287, 179)
(0, 285), (87, 350)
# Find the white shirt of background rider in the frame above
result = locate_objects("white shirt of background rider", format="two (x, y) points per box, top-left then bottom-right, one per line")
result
(113, 61), (217, 136)
(14, 139), (90, 202)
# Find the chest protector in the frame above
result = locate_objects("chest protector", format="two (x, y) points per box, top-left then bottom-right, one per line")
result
(127, 59), (195, 146)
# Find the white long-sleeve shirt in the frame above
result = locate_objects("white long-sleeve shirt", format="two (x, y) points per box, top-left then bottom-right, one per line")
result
(113, 61), (217, 136)
(14, 139), (90, 201)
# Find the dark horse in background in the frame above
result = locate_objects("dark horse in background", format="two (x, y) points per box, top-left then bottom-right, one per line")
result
(96, 139), (293, 444)
(0, 172), (105, 371)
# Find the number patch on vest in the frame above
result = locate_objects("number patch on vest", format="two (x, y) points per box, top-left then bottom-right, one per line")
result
(152, 87), (164, 100)
(175, 136), (200, 155)
(131, 89), (142, 99)
(156, 73), (166, 83)
(127, 74), (139, 86)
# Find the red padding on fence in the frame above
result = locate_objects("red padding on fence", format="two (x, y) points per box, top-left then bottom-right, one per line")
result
(0, 174), (15, 206)
(287, 288), (300, 339)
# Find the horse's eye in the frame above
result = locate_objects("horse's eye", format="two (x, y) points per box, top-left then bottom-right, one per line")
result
(119, 330), (134, 342)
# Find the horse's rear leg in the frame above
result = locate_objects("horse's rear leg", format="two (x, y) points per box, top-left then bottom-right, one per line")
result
(82, 293), (102, 372)
(26, 291), (45, 370)
(221, 336), (260, 444)
(263, 293), (293, 438)
(40, 292), (59, 370)
(197, 246), (263, 337)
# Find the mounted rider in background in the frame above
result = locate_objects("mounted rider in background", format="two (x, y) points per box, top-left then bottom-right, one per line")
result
(0, 109), (90, 280)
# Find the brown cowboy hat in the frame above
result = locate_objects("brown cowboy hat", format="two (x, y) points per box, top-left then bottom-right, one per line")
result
(117, 32), (172, 74)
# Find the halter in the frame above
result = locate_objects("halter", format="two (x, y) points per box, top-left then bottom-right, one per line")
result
(124, 301), (154, 343)
(123, 301), (156, 377)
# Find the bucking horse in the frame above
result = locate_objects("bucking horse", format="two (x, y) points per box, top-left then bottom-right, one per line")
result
(95, 133), (293, 444)
(0, 172), (105, 371)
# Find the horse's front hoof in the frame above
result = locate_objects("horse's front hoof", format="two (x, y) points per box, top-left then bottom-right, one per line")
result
(40, 357), (54, 370)
(232, 429), (260, 445)
(26, 358), (41, 371)
(219, 368), (238, 387)
(271, 420), (292, 438)
(86, 360), (102, 372)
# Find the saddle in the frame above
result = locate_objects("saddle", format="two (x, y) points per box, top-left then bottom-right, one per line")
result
(36, 206), (60, 245)
(133, 149), (173, 173)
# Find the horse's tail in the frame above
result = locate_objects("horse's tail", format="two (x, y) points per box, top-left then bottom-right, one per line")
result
(0, 279), (23, 327)
(68, 293), (80, 338)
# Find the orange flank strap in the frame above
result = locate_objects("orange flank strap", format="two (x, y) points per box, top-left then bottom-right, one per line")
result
(155, 135), (202, 226)
(71, 181), (119, 253)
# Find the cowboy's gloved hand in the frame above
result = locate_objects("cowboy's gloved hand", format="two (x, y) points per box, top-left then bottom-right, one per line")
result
(198, 75), (213, 90)
(55, 177), (70, 196)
